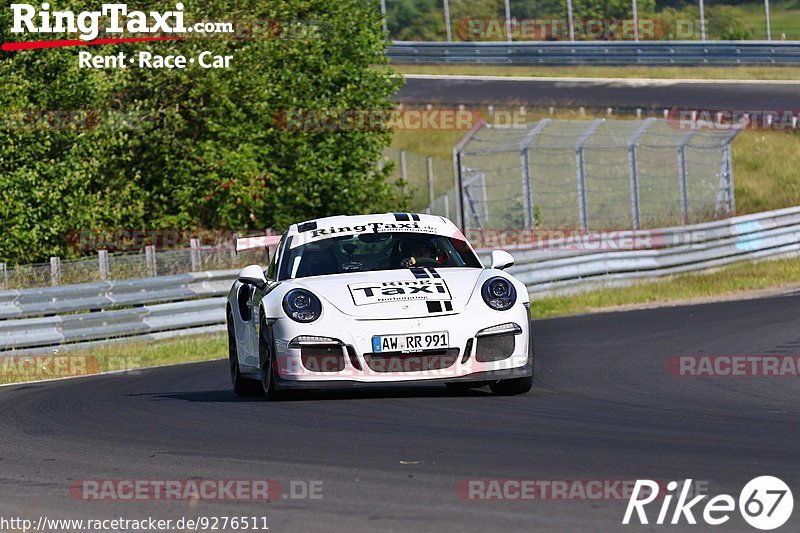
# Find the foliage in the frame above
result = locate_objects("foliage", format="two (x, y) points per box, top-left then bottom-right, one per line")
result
(657, 5), (755, 39)
(0, 0), (402, 264)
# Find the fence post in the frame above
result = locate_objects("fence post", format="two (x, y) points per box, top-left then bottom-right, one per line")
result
(520, 149), (533, 228)
(452, 149), (464, 229)
(400, 149), (407, 182)
(98, 250), (109, 281)
(379, 0), (388, 34)
(0, 263), (6, 290)
(715, 119), (746, 215)
(627, 118), (656, 231)
(504, 0), (513, 42)
(716, 145), (735, 216)
(480, 174), (489, 222)
(145, 245), (158, 277)
(50, 256), (61, 286)
(427, 156), (435, 210)
(443, 192), (450, 220)
(677, 146), (690, 225)
(574, 119), (604, 231)
(190, 238), (201, 272)
(400, 149), (409, 197)
(627, 146), (641, 230)
(443, 0), (452, 41)
(452, 119), (486, 230)
(566, 0), (575, 41)
(699, 0), (707, 41)
(726, 144), (736, 213)
(519, 119), (551, 229)
(677, 130), (698, 225)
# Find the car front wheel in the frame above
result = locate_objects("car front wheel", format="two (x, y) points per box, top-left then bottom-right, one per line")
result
(228, 311), (259, 396)
(259, 315), (282, 400)
(490, 325), (534, 396)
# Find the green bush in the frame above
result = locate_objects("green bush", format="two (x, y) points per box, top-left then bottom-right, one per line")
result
(0, 0), (402, 264)
(656, 5), (754, 39)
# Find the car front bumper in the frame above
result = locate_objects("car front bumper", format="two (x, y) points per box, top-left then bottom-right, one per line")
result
(269, 305), (533, 387)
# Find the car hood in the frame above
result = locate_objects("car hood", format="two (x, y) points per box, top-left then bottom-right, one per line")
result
(293, 268), (484, 319)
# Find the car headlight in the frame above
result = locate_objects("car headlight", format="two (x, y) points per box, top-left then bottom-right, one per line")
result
(282, 289), (322, 323)
(481, 277), (517, 311)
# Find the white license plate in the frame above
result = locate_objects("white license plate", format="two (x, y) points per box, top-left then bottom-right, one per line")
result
(371, 332), (449, 353)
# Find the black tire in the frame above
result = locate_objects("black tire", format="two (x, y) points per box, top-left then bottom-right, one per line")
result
(258, 315), (282, 401)
(489, 323), (535, 396)
(228, 312), (259, 396)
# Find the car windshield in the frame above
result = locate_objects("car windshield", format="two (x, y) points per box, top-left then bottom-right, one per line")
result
(278, 232), (482, 280)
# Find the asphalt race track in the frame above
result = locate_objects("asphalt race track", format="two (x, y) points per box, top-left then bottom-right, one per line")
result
(394, 75), (800, 110)
(1, 294), (799, 532)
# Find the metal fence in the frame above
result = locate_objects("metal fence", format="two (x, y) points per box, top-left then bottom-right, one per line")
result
(0, 270), (236, 355)
(474, 205), (800, 297)
(380, 1), (795, 42)
(387, 41), (800, 66)
(0, 246), (268, 291)
(383, 147), (457, 217)
(441, 117), (744, 232)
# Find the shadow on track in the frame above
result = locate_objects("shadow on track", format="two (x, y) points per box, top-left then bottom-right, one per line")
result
(133, 385), (495, 403)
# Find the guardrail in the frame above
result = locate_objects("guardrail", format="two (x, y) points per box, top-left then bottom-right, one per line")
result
(2, 206), (800, 354)
(477, 206), (800, 296)
(0, 271), (236, 355)
(388, 41), (800, 66)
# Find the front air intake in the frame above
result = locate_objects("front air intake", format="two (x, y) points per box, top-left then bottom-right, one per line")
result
(300, 346), (346, 372)
(475, 334), (515, 362)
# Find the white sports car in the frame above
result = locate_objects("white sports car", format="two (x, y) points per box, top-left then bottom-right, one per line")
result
(227, 213), (533, 399)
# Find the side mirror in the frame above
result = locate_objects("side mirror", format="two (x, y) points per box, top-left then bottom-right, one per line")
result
(238, 265), (267, 290)
(490, 250), (515, 270)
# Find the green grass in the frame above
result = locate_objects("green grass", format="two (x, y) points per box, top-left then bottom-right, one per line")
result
(391, 108), (800, 218)
(0, 333), (226, 385)
(395, 64), (800, 81)
(733, 130), (800, 214)
(533, 255), (800, 319)
(739, 1), (800, 40)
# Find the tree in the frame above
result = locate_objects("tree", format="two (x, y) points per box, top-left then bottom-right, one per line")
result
(0, 0), (403, 264)
(386, 0), (448, 40)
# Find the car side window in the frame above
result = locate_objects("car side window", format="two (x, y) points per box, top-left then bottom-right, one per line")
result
(266, 234), (285, 281)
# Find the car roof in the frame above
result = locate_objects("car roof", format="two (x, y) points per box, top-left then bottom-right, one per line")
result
(286, 213), (461, 247)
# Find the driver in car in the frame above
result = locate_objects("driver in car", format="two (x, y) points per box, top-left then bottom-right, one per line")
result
(399, 237), (440, 268)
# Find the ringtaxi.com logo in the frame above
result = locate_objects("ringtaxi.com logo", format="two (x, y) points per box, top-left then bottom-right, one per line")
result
(623, 477), (793, 530)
